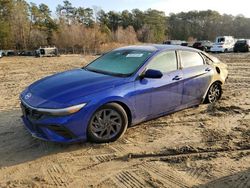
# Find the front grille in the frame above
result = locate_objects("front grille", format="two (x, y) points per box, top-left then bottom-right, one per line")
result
(21, 102), (43, 120)
(21, 102), (77, 140)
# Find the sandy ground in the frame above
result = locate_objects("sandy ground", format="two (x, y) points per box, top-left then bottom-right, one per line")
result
(0, 53), (249, 187)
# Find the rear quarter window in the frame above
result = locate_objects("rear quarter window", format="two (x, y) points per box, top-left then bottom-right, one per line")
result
(179, 51), (204, 68)
(201, 52), (221, 64)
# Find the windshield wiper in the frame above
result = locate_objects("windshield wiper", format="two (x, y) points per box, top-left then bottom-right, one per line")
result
(109, 72), (130, 77)
(83, 67), (129, 77)
(83, 67), (103, 74)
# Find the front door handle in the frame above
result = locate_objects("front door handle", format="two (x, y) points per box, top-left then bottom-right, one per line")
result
(172, 75), (182, 80)
(205, 68), (212, 72)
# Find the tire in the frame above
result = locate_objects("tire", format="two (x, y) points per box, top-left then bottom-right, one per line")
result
(87, 103), (128, 143)
(205, 82), (222, 103)
(224, 49), (228, 53)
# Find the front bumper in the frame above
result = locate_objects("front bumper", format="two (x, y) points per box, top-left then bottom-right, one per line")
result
(22, 116), (84, 143)
(210, 47), (225, 52)
(20, 102), (91, 143)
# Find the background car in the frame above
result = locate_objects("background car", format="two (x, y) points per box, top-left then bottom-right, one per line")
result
(6, 50), (16, 56)
(163, 40), (186, 45)
(1, 50), (16, 56)
(0, 50), (3, 58)
(35, 47), (59, 57)
(192, 40), (213, 51)
(234, 39), (250, 52)
(18, 50), (36, 56)
(210, 36), (236, 53)
(20, 45), (228, 143)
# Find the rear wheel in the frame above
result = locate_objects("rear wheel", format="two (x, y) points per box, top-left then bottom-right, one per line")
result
(87, 103), (128, 143)
(205, 82), (222, 103)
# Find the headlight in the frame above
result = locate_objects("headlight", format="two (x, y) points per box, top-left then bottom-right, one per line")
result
(38, 103), (87, 116)
(21, 100), (86, 116)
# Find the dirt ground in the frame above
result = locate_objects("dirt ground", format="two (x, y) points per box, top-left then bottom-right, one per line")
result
(0, 53), (249, 188)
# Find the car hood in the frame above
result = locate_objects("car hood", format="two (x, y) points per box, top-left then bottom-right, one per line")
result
(21, 69), (125, 108)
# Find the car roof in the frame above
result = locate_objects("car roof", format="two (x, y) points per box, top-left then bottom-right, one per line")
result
(197, 40), (211, 42)
(116, 44), (200, 53)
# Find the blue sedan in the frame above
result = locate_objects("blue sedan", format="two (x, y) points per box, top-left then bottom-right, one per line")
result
(20, 45), (228, 143)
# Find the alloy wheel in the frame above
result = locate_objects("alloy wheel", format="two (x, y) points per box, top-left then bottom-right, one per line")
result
(90, 109), (123, 140)
(207, 83), (221, 103)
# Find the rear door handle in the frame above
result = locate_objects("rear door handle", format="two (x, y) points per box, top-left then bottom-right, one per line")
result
(172, 75), (182, 80)
(205, 68), (212, 72)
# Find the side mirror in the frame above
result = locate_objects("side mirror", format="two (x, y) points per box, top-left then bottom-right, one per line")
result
(143, 69), (163, 79)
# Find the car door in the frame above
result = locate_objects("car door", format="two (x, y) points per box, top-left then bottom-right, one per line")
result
(179, 50), (214, 106)
(134, 50), (183, 119)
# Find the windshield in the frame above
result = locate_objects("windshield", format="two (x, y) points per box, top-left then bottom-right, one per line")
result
(236, 40), (246, 44)
(217, 37), (225, 43)
(85, 49), (153, 76)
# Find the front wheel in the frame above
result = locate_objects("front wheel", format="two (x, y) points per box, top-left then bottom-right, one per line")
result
(87, 103), (128, 143)
(205, 82), (222, 103)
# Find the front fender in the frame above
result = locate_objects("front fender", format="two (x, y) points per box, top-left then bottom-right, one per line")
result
(91, 96), (136, 121)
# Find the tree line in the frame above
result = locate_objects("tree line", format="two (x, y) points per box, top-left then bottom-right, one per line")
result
(0, 0), (250, 53)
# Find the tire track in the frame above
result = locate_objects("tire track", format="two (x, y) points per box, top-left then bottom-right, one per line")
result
(109, 138), (133, 153)
(46, 162), (71, 187)
(94, 154), (117, 163)
(141, 163), (191, 188)
(186, 164), (213, 183)
(113, 171), (145, 188)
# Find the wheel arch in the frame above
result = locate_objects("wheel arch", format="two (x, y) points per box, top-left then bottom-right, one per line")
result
(202, 80), (223, 103)
(213, 80), (223, 85)
(91, 95), (134, 127)
(106, 101), (132, 127)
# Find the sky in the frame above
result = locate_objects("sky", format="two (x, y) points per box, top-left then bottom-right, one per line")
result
(27, 0), (250, 18)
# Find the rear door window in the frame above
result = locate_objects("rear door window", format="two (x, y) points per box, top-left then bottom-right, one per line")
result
(179, 51), (204, 68)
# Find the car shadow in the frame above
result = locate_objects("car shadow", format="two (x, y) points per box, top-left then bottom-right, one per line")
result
(195, 168), (250, 188)
(0, 109), (98, 168)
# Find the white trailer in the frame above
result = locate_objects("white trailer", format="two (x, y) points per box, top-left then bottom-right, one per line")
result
(36, 47), (59, 57)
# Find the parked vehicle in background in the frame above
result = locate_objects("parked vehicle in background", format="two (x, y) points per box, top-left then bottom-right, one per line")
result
(19, 50), (36, 56)
(182, 42), (195, 47)
(193, 41), (213, 52)
(0, 50), (3, 58)
(36, 47), (59, 57)
(181, 42), (188, 46)
(20, 45), (228, 143)
(163, 40), (186, 45)
(210, 36), (235, 53)
(7, 50), (16, 56)
(2, 50), (16, 56)
(233, 39), (250, 52)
